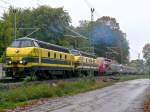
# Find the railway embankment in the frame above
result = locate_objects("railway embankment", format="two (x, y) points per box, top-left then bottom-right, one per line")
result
(0, 74), (150, 111)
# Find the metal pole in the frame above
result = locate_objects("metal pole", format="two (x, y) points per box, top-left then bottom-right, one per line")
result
(13, 9), (17, 40)
(91, 8), (95, 53)
(90, 8), (95, 76)
(119, 38), (123, 64)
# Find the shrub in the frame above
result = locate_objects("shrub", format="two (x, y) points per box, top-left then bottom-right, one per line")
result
(23, 75), (37, 83)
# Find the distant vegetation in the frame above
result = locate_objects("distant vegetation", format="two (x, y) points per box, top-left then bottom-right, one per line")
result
(143, 43), (150, 72)
(0, 5), (129, 63)
(76, 17), (129, 63)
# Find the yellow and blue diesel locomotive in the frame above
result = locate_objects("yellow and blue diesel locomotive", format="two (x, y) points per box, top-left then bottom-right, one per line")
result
(4, 37), (75, 78)
(4, 37), (98, 78)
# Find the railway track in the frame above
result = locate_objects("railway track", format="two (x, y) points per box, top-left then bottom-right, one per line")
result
(0, 76), (91, 90)
(0, 75), (118, 90)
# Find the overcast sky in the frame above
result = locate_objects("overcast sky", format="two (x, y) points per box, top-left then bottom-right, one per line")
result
(0, 0), (149, 60)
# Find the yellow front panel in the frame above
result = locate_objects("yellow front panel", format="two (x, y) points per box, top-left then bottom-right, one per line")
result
(6, 47), (35, 57)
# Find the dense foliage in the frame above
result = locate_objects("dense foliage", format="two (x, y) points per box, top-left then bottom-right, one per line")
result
(143, 43), (150, 71)
(76, 17), (129, 63)
(0, 6), (71, 56)
(0, 6), (129, 64)
(129, 59), (147, 73)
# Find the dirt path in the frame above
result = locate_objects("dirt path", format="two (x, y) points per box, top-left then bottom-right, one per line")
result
(26, 79), (150, 112)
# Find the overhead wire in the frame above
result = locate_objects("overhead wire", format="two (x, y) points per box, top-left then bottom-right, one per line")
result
(65, 26), (88, 40)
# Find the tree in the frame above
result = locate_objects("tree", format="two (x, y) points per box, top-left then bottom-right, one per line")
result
(0, 6), (72, 56)
(75, 16), (130, 63)
(0, 7), (16, 56)
(28, 6), (70, 41)
(143, 44), (150, 60)
(143, 43), (150, 72)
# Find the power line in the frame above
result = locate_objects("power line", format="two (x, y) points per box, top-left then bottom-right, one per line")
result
(18, 28), (40, 37)
(83, 0), (93, 9)
(65, 26), (88, 40)
(18, 28), (40, 30)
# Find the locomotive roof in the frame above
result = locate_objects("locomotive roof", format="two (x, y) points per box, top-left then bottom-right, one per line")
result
(16, 37), (70, 53)
(70, 49), (95, 57)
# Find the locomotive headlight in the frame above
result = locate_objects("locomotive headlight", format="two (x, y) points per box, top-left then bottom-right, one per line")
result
(8, 61), (12, 64)
(6, 60), (12, 65)
(20, 60), (27, 65)
(5, 58), (12, 65)
(19, 60), (23, 64)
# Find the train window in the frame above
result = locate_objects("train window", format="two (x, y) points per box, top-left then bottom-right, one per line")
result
(86, 58), (88, 63)
(21, 40), (34, 47)
(60, 54), (62, 59)
(11, 40), (35, 48)
(90, 59), (92, 63)
(48, 52), (50, 57)
(54, 52), (56, 59)
(11, 40), (20, 48)
(65, 55), (67, 60)
(33, 41), (39, 47)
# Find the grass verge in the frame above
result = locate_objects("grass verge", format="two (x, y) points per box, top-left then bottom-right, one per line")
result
(0, 78), (113, 110)
(0, 74), (149, 110)
(118, 74), (150, 81)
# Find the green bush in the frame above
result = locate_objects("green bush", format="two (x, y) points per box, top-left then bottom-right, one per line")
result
(23, 75), (37, 83)
(0, 53), (5, 63)
(0, 57), (3, 63)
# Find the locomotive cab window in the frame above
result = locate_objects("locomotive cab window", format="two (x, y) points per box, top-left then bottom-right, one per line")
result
(11, 40), (20, 48)
(21, 40), (34, 47)
(11, 40), (35, 48)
